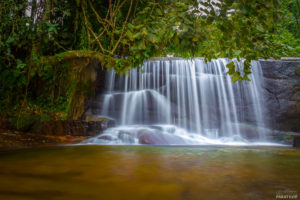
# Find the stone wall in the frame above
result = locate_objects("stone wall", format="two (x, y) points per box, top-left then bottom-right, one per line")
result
(260, 59), (300, 133)
(36, 118), (115, 137)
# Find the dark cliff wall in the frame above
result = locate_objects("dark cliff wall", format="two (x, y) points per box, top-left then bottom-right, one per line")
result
(82, 60), (107, 118)
(260, 59), (300, 133)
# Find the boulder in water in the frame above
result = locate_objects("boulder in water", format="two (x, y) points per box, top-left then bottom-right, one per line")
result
(98, 135), (114, 141)
(137, 129), (186, 145)
(118, 131), (137, 143)
(220, 122), (263, 140)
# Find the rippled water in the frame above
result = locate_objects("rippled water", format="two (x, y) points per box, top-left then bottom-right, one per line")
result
(0, 146), (299, 200)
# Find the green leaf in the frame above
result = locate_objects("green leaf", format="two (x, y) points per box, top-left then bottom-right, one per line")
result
(30, 70), (36, 77)
(126, 30), (134, 41)
(256, 24), (264, 32)
(232, 71), (240, 82)
(155, 8), (162, 15)
(242, 75), (251, 81)
(133, 32), (142, 39)
(16, 59), (26, 69)
(141, 27), (148, 36)
(148, 33), (158, 43)
(6, 37), (15, 44)
(226, 62), (235, 75)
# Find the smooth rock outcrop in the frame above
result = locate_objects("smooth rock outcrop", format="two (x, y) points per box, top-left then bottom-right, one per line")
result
(260, 59), (300, 133)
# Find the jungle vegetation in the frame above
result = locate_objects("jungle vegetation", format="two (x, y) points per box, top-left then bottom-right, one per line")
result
(0, 0), (299, 127)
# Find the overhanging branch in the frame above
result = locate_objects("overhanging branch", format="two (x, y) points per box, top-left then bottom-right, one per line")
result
(40, 50), (110, 65)
(39, 50), (131, 71)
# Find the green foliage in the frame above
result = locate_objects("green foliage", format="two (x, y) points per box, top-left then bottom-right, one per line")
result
(0, 0), (299, 122)
(8, 113), (38, 132)
(274, 0), (300, 56)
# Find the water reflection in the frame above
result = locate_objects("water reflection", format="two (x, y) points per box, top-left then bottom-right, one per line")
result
(0, 146), (299, 200)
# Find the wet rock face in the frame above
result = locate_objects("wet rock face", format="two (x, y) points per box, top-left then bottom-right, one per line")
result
(293, 136), (300, 147)
(260, 60), (300, 132)
(83, 60), (106, 118)
(36, 118), (115, 137)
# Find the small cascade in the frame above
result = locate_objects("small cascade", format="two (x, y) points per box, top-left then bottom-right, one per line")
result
(87, 58), (268, 145)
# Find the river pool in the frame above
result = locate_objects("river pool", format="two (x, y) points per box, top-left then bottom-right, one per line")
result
(0, 145), (299, 200)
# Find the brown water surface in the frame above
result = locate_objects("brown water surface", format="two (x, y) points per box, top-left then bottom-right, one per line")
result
(0, 145), (299, 200)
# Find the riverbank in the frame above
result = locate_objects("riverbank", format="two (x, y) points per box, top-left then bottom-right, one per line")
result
(0, 129), (87, 149)
(0, 115), (115, 148)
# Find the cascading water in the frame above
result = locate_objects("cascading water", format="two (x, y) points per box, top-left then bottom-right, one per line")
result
(86, 58), (269, 145)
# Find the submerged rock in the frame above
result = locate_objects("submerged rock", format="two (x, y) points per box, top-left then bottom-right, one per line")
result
(98, 135), (113, 141)
(88, 126), (191, 145)
(137, 129), (186, 145)
(118, 131), (137, 143)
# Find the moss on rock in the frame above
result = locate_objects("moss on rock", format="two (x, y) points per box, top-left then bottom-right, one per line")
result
(8, 113), (40, 132)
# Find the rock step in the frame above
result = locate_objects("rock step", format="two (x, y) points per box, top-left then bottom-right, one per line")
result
(293, 135), (300, 148)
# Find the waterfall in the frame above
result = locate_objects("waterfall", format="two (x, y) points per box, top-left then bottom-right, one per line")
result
(87, 58), (268, 145)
